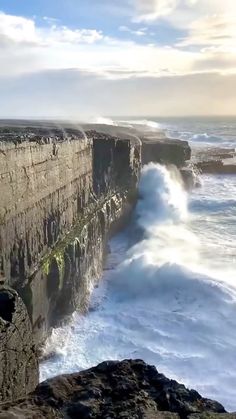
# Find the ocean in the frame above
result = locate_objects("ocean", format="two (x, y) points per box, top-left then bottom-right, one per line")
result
(40, 117), (236, 411)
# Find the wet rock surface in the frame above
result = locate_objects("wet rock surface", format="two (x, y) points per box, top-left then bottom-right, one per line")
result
(0, 122), (194, 412)
(0, 124), (141, 345)
(0, 359), (228, 418)
(196, 160), (236, 174)
(0, 122), (190, 346)
(141, 137), (191, 167)
(0, 287), (39, 403)
(192, 146), (236, 174)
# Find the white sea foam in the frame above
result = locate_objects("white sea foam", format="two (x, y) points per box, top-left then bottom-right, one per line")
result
(41, 164), (236, 411)
(123, 119), (161, 130)
(92, 118), (162, 130)
(91, 116), (118, 126)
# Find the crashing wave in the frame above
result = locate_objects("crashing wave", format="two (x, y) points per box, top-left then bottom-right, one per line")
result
(40, 163), (236, 411)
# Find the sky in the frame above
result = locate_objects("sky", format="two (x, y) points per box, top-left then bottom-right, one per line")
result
(0, 0), (236, 118)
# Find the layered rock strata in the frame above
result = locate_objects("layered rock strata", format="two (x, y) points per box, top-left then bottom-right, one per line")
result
(0, 287), (38, 403)
(0, 124), (190, 346)
(141, 137), (191, 167)
(0, 128), (141, 345)
(0, 123), (200, 407)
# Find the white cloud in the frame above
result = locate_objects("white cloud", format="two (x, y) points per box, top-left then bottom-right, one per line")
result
(45, 26), (103, 45)
(133, 0), (178, 22)
(0, 11), (200, 79)
(130, 0), (236, 77)
(0, 11), (103, 47)
(133, 0), (236, 28)
(0, 6), (236, 119)
(0, 12), (40, 45)
(119, 25), (147, 36)
(177, 14), (236, 51)
(1, 70), (236, 118)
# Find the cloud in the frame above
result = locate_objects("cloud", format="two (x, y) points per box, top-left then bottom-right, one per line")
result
(0, 11), (103, 47)
(0, 11), (106, 77)
(130, 0), (236, 76)
(133, 0), (178, 22)
(0, 12), (40, 46)
(0, 69), (236, 118)
(194, 52), (236, 73)
(177, 14), (236, 50)
(133, 0), (236, 25)
(45, 27), (103, 45)
(0, 7), (235, 117)
(0, 11), (200, 79)
(119, 25), (147, 36)
(0, 9), (235, 82)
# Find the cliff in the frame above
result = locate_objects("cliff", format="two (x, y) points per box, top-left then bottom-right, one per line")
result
(0, 122), (191, 403)
(141, 137), (191, 167)
(0, 127), (141, 347)
(0, 124), (189, 346)
(0, 359), (228, 418)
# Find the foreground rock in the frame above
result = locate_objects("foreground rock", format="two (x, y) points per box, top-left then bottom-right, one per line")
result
(0, 359), (227, 418)
(0, 287), (39, 403)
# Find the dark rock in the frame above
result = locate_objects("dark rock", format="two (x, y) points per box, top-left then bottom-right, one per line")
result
(189, 415), (236, 419)
(192, 147), (235, 164)
(141, 137), (191, 167)
(191, 146), (236, 175)
(180, 167), (201, 189)
(196, 160), (236, 175)
(0, 126), (141, 346)
(0, 123), (191, 347)
(0, 287), (39, 403)
(0, 359), (226, 418)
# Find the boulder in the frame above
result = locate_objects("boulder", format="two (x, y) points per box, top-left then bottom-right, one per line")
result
(0, 359), (226, 418)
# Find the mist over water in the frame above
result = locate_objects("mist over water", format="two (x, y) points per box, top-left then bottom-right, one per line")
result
(157, 116), (236, 148)
(112, 116), (236, 148)
(41, 160), (236, 411)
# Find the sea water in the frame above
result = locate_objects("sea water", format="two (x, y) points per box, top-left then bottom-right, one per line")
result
(41, 118), (236, 411)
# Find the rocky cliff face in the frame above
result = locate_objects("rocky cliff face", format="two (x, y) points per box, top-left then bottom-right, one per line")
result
(0, 126), (191, 347)
(141, 137), (191, 167)
(0, 287), (38, 403)
(0, 360), (228, 418)
(0, 127), (141, 346)
(0, 123), (192, 406)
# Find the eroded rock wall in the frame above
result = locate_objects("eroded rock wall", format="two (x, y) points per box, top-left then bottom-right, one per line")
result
(0, 131), (141, 345)
(142, 137), (191, 167)
(0, 287), (38, 403)
(0, 138), (93, 287)
(0, 126), (189, 347)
